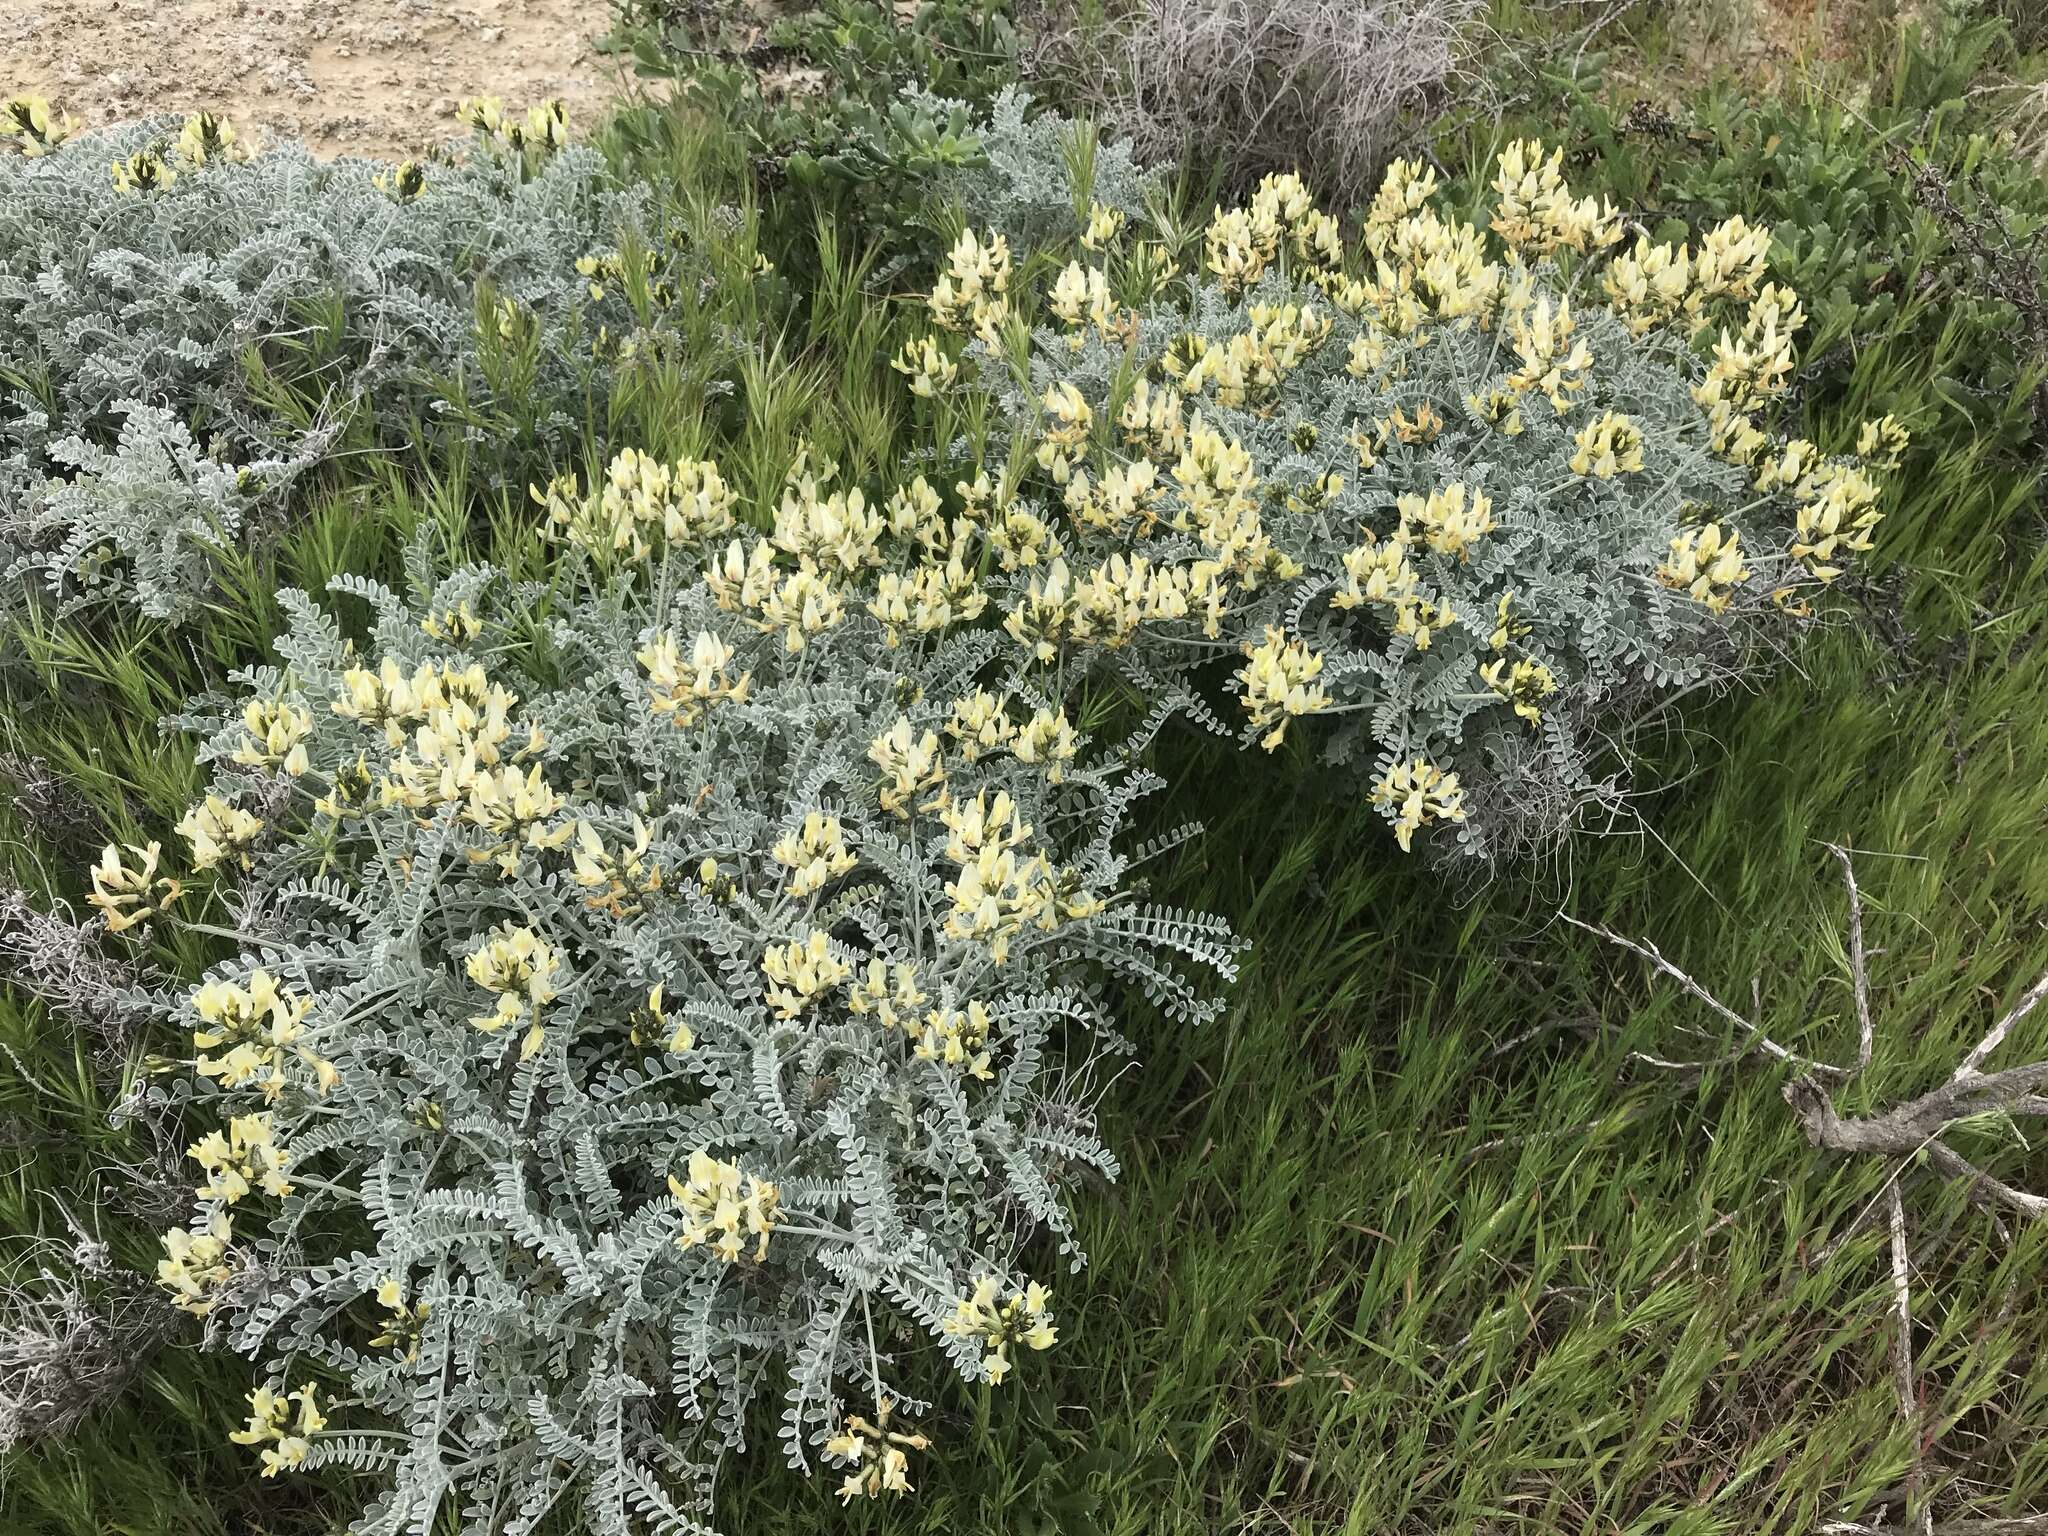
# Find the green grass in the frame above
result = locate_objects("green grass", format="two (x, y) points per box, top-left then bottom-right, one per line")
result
(4, 28), (2048, 1536)
(706, 419), (2048, 1535)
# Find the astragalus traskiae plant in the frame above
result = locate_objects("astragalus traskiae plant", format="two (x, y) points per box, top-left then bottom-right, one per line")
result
(122, 448), (1236, 1530)
(0, 101), (663, 623)
(900, 146), (1902, 858)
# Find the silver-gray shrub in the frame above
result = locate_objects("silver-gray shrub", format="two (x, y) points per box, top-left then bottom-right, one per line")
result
(22, 402), (332, 623)
(0, 120), (643, 621)
(134, 499), (1237, 1529)
(920, 86), (1165, 254)
(917, 156), (1895, 859)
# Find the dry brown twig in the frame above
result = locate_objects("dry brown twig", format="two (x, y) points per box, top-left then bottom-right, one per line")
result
(1566, 852), (2048, 1223)
(1557, 913), (1849, 1079)
(1575, 848), (2048, 1535)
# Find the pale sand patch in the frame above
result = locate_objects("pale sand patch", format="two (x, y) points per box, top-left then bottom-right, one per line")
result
(0, 0), (631, 160)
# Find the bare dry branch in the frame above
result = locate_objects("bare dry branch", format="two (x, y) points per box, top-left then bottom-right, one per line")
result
(1827, 843), (1877, 1075)
(1953, 969), (2048, 1084)
(1576, 853), (2048, 1226)
(1886, 1183), (1925, 1535)
(1030, 0), (1483, 208)
(1560, 913), (1847, 1078)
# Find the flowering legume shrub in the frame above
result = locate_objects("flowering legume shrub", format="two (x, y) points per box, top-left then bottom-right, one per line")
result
(69, 137), (1898, 1531)
(0, 102), (653, 622)
(900, 147), (1901, 856)
(133, 462), (1236, 1528)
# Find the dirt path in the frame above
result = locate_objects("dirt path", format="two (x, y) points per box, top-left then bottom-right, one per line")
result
(1, 0), (627, 160)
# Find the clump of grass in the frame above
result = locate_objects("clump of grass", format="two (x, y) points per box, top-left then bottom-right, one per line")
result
(1033, 0), (1484, 206)
(3, 12), (2048, 1530)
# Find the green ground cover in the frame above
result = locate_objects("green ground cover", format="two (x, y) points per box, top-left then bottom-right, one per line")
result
(2, 3), (2045, 1532)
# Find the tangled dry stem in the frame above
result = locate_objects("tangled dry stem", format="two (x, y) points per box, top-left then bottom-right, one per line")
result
(1581, 847), (2048, 1534)
(1575, 851), (2048, 1221)
(0, 875), (148, 1058)
(1036, 0), (1484, 207)
(0, 1221), (178, 1451)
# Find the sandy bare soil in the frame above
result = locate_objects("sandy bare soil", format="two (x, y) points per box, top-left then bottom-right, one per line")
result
(1, 0), (628, 160)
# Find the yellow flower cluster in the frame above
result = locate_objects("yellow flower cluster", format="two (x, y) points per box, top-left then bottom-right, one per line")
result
(1064, 459), (1163, 536)
(1490, 139), (1623, 257)
(929, 228), (1012, 342)
(704, 469), (883, 653)
(634, 983), (694, 1053)
(421, 600), (481, 642)
(1656, 522), (1751, 612)
(1049, 259), (1114, 337)
(890, 334), (958, 397)
(1119, 376), (1187, 460)
(848, 951), (996, 1074)
(940, 789), (1100, 965)
(110, 147), (176, 193)
(1757, 442), (1886, 582)
(457, 762), (569, 877)
(373, 159), (426, 203)
(1171, 416), (1297, 587)
(1601, 217), (1771, 338)
(636, 629), (752, 724)
(867, 558), (988, 645)
(1371, 758), (1468, 852)
(457, 96), (568, 154)
(1478, 656), (1557, 725)
(1858, 414), (1910, 468)
(569, 818), (664, 917)
(1034, 380), (1093, 483)
(1081, 201), (1125, 251)
(824, 1398), (930, 1502)
(1238, 627), (1329, 750)
(1695, 285), (1805, 414)
(230, 1384), (325, 1478)
(4, 94), (76, 156)
(157, 1210), (235, 1316)
(1331, 530), (1417, 612)
(910, 1000), (995, 1077)
(720, 550), (844, 652)
(177, 793), (262, 872)
(1002, 553), (1228, 660)
(669, 1148), (782, 1262)
(538, 447), (739, 564)
(333, 658), (547, 823)
(869, 717), (948, 817)
(770, 812), (858, 897)
(1203, 172), (1338, 293)
(86, 840), (182, 932)
(189, 1111), (292, 1204)
(1178, 302), (1333, 411)
(464, 923), (560, 1058)
(1602, 236), (1694, 336)
(762, 930), (852, 1018)
(231, 698), (313, 774)
(845, 958), (927, 1031)
(1013, 706), (1080, 779)
(176, 111), (253, 167)
(1568, 412), (1645, 479)
(942, 1275), (1057, 1384)
(190, 968), (334, 1096)
(772, 473), (885, 576)
(369, 1275), (430, 1360)
(1506, 297), (1592, 413)
(1399, 482), (1496, 561)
